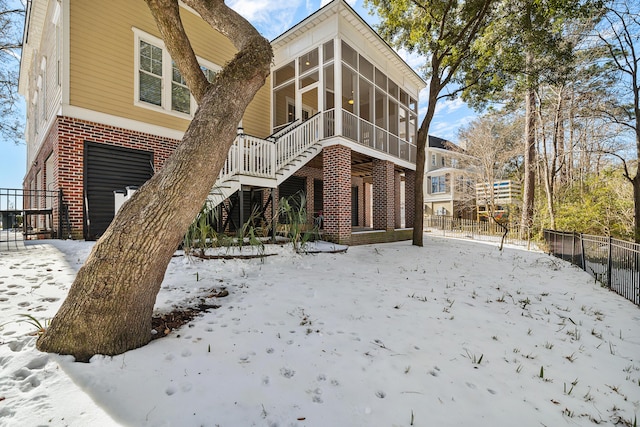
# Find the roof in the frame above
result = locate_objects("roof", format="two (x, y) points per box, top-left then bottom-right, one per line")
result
(428, 135), (464, 153)
(271, 0), (426, 91)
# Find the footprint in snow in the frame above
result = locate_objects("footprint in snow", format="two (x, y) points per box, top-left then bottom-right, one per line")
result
(25, 355), (49, 370)
(308, 387), (323, 403)
(280, 368), (295, 378)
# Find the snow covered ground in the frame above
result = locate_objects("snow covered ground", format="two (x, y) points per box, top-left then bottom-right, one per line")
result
(0, 235), (639, 426)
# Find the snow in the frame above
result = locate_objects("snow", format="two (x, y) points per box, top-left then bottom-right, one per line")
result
(1, 235), (639, 426)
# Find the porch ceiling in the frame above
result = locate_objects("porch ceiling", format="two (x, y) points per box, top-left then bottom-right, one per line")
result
(306, 151), (407, 178)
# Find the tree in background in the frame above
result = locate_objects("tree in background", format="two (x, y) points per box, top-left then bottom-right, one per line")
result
(458, 112), (522, 248)
(463, 0), (603, 235)
(595, 0), (640, 241)
(0, 0), (24, 143)
(36, 0), (272, 362)
(365, 0), (497, 246)
(546, 169), (634, 239)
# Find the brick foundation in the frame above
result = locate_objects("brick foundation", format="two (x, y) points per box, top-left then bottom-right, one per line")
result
(322, 145), (351, 244)
(372, 159), (395, 231)
(405, 170), (415, 227)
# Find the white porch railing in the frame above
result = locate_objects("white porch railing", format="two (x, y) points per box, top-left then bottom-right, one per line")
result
(217, 108), (417, 188)
(275, 113), (321, 169)
(218, 113), (322, 183)
(338, 110), (417, 163)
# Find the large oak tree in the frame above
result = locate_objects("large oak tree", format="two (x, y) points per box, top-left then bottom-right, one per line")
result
(365, 0), (497, 246)
(36, 0), (272, 362)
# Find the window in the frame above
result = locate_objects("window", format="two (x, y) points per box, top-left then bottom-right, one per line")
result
(274, 61), (295, 87)
(431, 175), (448, 194)
(299, 48), (319, 75)
(135, 29), (220, 117)
(431, 154), (436, 166)
(139, 40), (163, 106)
(342, 41), (358, 69)
(323, 40), (334, 63)
(171, 62), (190, 114)
(40, 58), (47, 123)
(201, 66), (217, 83)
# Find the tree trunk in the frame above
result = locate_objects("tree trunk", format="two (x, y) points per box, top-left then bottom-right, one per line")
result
(413, 125), (426, 246)
(412, 80), (439, 247)
(37, 0), (272, 362)
(521, 83), (536, 235)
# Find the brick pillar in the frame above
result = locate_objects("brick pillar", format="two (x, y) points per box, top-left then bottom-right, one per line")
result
(372, 159), (395, 231)
(363, 181), (372, 228)
(306, 176), (315, 225)
(405, 170), (415, 228)
(323, 145), (351, 244)
(394, 171), (402, 229)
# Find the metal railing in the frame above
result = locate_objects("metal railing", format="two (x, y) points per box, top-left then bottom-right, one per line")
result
(424, 215), (530, 247)
(0, 188), (69, 249)
(543, 229), (640, 306)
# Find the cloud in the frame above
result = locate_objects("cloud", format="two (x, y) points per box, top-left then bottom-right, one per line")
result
(436, 97), (466, 114)
(228, 0), (304, 39)
(396, 48), (424, 71)
(430, 115), (476, 142)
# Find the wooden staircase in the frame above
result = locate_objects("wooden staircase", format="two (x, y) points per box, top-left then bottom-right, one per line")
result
(207, 113), (323, 207)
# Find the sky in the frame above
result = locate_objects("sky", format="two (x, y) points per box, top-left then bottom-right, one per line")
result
(0, 0), (477, 190)
(1, 236), (639, 425)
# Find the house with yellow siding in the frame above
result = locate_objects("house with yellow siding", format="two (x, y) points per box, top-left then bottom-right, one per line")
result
(19, 0), (424, 244)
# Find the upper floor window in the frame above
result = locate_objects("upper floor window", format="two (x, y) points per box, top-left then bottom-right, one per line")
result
(431, 174), (449, 194)
(139, 40), (163, 106)
(134, 29), (219, 117)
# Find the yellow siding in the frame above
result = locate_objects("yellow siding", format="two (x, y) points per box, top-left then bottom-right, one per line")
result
(69, 0), (270, 135)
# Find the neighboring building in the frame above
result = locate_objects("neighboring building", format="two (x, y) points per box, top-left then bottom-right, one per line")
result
(19, 0), (425, 244)
(424, 135), (476, 219)
(475, 180), (521, 221)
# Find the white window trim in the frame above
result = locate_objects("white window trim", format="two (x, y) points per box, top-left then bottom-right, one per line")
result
(132, 27), (221, 119)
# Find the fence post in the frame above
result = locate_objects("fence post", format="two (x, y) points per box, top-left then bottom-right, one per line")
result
(580, 233), (586, 271)
(58, 189), (63, 239)
(607, 236), (613, 289)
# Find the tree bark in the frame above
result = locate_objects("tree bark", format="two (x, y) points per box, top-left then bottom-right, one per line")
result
(37, 0), (272, 362)
(521, 83), (537, 235)
(412, 77), (439, 247)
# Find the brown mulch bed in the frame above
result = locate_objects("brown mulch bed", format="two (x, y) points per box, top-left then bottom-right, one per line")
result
(150, 288), (229, 341)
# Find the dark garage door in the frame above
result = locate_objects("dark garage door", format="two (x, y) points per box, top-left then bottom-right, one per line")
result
(84, 142), (153, 240)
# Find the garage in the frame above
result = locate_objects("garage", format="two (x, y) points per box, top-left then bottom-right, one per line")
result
(84, 142), (154, 240)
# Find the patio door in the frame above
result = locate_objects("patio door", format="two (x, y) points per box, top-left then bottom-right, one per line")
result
(300, 86), (318, 121)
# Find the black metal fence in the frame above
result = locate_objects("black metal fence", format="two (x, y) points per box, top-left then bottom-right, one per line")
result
(424, 215), (530, 247)
(0, 188), (69, 250)
(543, 229), (640, 306)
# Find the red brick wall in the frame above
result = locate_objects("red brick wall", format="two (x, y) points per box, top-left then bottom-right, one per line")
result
(405, 170), (415, 227)
(394, 171), (402, 228)
(322, 145), (351, 244)
(373, 159), (395, 231)
(26, 116), (180, 239)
